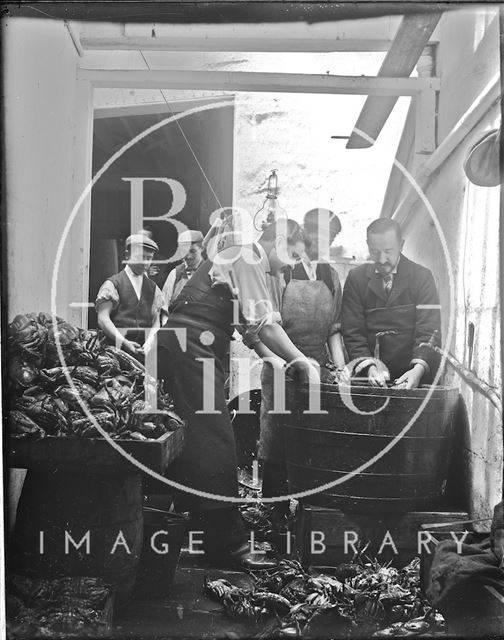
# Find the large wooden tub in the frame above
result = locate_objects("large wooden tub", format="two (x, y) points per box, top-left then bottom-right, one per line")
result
(283, 381), (459, 512)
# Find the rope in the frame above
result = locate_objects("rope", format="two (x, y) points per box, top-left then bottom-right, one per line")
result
(139, 50), (224, 210)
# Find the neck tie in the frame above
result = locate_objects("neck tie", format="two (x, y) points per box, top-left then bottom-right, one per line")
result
(383, 274), (393, 297)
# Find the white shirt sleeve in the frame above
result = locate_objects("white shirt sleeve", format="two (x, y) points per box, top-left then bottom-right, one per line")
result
(95, 280), (120, 312)
(162, 269), (177, 310)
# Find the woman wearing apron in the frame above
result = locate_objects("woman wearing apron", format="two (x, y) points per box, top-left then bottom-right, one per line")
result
(154, 219), (320, 569)
(250, 209), (345, 522)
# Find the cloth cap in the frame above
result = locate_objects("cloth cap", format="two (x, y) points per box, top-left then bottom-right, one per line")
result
(179, 229), (204, 244)
(126, 234), (159, 252)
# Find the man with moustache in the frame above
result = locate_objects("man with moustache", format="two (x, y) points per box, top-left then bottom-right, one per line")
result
(342, 218), (441, 389)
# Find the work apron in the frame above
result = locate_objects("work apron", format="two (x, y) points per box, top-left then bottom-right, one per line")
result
(259, 278), (334, 462)
(364, 303), (418, 381)
(157, 260), (239, 513)
(158, 319), (237, 512)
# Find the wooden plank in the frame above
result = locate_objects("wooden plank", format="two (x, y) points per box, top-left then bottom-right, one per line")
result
(81, 36), (397, 53)
(415, 88), (437, 154)
(78, 68), (439, 96)
(9, 428), (185, 475)
(71, 78), (94, 329)
(392, 74), (500, 228)
(347, 13), (441, 149)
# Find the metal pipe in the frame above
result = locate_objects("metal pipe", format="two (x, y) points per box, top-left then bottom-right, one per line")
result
(419, 341), (502, 413)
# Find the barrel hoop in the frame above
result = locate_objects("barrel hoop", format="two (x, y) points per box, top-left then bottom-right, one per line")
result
(290, 487), (442, 501)
(283, 425), (450, 440)
(286, 461), (440, 478)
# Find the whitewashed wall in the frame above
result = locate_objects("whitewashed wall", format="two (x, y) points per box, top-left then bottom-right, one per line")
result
(386, 8), (502, 524)
(4, 17), (93, 530)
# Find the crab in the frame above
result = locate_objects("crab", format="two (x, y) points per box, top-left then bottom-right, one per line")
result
(103, 345), (145, 376)
(9, 354), (39, 389)
(70, 366), (100, 387)
(9, 410), (45, 439)
(15, 393), (67, 435)
(55, 381), (95, 411)
(8, 313), (48, 358)
(95, 352), (121, 377)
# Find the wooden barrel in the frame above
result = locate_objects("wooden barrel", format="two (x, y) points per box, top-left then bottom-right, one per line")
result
(13, 470), (143, 607)
(283, 382), (459, 512)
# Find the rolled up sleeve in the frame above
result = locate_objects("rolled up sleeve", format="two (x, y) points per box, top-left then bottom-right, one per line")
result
(95, 281), (119, 312)
(231, 256), (281, 338)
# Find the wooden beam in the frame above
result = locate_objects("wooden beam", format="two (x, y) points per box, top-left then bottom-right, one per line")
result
(80, 35), (399, 53)
(392, 74), (500, 228)
(346, 13), (441, 149)
(78, 17), (439, 53)
(94, 96), (234, 119)
(414, 88), (437, 154)
(78, 68), (439, 96)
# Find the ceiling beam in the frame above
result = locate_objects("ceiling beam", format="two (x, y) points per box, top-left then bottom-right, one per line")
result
(94, 96), (234, 119)
(79, 17), (403, 52)
(81, 36), (401, 53)
(79, 68), (439, 96)
(346, 13), (442, 149)
(5, 2), (456, 24)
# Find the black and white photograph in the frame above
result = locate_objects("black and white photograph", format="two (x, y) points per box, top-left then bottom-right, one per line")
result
(2, 2), (503, 638)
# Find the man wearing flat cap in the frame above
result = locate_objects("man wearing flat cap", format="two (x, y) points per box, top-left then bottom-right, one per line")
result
(162, 229), (205, 311)
(95, 232), (167, 358)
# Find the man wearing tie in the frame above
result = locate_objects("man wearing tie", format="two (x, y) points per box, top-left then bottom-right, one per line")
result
(162, 229), (205, 311)
(341, 218), (441, 389)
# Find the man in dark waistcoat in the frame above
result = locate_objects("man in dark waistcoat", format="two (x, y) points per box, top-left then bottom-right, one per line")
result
(162, 229), (205, 310)
(342, 218), (441, 388)
(95, 233), (166, 358)
(154, 219), (320, 570)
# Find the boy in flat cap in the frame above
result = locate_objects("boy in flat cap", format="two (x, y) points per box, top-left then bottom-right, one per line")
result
(95, 232), (167, 358)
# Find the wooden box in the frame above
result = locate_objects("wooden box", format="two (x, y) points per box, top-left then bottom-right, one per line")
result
(9, 428), (185, 475)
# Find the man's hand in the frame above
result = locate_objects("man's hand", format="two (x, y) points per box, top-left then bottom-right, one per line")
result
(289, 358), (321, 385)
(368, 364), (390, 387)
(122, 339), (143, 357)
(143, 328), (160, 355)
(393, 363), (425, 390)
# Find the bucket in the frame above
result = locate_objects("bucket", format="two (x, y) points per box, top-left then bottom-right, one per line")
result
(13, 470), (143, 608)
(134, 507), (188, 599)
(284, 381), (459, 512)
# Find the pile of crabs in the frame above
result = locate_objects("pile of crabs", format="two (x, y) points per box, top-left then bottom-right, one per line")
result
(8, 312), (183, 440)
(204, 558), (446, 638)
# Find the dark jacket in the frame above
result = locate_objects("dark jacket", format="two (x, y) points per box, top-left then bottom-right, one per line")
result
(341, 254), (441, 382)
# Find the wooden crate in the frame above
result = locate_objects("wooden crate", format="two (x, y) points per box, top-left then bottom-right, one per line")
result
(296, 503), (470, 568)
(9, 428), (185, 475)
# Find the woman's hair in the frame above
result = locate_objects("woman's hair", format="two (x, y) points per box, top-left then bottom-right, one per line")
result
(259, 218), (305, 245)
(303, 208), (342, 240)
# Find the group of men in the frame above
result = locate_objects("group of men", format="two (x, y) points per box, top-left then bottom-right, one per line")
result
(95, 211), (441, 570)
